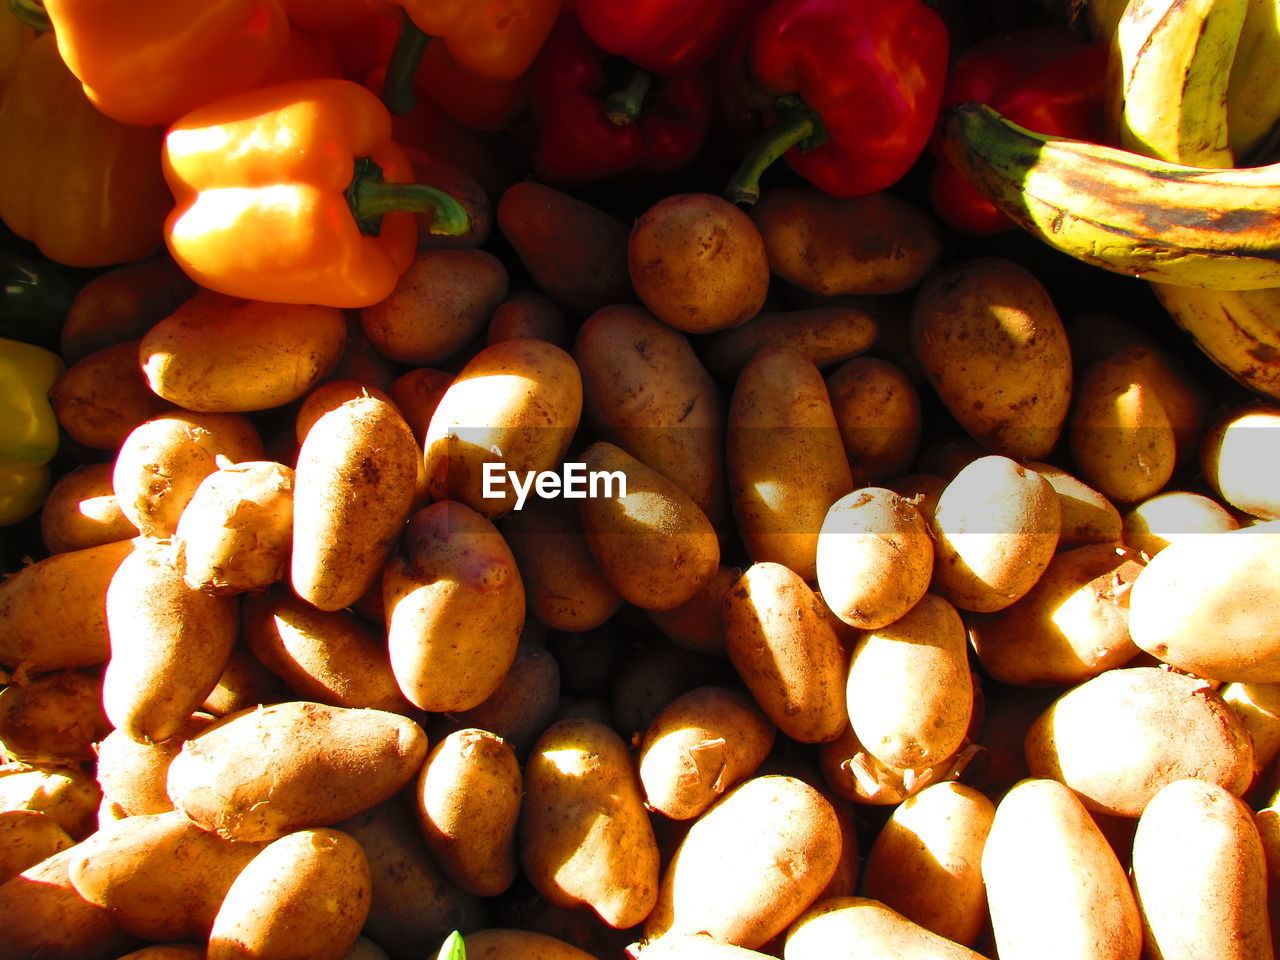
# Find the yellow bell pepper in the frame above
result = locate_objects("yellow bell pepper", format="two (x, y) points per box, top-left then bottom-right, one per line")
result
(0, 338), (63, 526)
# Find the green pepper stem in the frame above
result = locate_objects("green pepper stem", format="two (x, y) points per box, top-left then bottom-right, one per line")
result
(347, 157), (470, 237)
(604, 69), (652, 126)
(381, 11), (431, 116)
(8, 0), (50, 32)
(723, 100), (826, 205)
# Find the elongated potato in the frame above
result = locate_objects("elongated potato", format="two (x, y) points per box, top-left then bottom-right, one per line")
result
(846, 593), (973, 771)
(464, 930), (601, 960)
(783, 897), (987, 960)
(385, 501), (525, 712)
(207, 828), (370, 960)
(103, 538), (238, 743)
(291, 394), (419, 612)
(1025, 461), (1124, 551)
(722, 562), (849, 744)
(166, 701), (428, 842)
(40, 462), (138, 554)
(49, 340), (174, 450)
(983, 779), (1142, 960)
(644, 775), (841, 949)
(521, 718), (660, 928)
(0, 809), (73, 885)
(1132, 779), (1272, 960)
(703, 307), (879, 385)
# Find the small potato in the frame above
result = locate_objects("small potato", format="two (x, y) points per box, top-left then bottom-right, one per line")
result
(96, 713), (216, 818)
(68, 811), (266, 941)
(818, 725), (978, 807)
(166, 701), (428, 842)
(846, 593), (973, 771)
(930, 455), (1061, 613)
(982, 779), (1142, 960)
(911, 257), (1072, 460)
(207, 828), (370, 960)
(1131, 779), (1271, 960)
(388, 367), (452, 445)
(728, 348), (854, 581)
(750, 186), (942, 296)
(0, 809), (73, 884)
(578, 441), (720, 612)
(609, 639), (722, 743)
(360, 249), (509, 365)
(860, 782), (994, 947)
(816, 487), (933, 631)
(48, 340), (173, 449)
(0, 536), (136, 673)
(0, 669), (109, 764)
(1024, 667), (1254, 817)
(0, 763), (102, 840)
(722, 562), (849, 744)
(416, 729), (521, 897)
(702, 307), (879, 386)
(1024, 461), (1124, 551)
(629, 193), (768, 334)
(385, 501), (525, 713)
(826, 357), (921, 485)
(113, 411), (264, 539)
(646, 565), (738, 658)
(291, 394), (419, 612)
(487, 290), (570, 348)
(39, 462), (138, 554)
(115, 948), (207, 960)
(422, 338), (583, 517)
(140, 293), (347, 412)
(783, 897), (987, 960)
(644, 775), (841, 949)
(200, 645), (292, 718)
(1203, 406), (1280, 519)
(638, 686), (775, 821)
(464, 930), (600, 960)
(103, 538), (238, 743)
(966, 542), (1144, 687)
(1122, 489), (1239, 557)
(1222, 682), (1280, 774)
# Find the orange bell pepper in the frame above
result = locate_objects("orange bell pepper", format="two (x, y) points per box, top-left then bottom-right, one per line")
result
(278, 0), (396, 34)
(162, 79), (470, 309)
(35, 0), (291, 127)
(0, 2), (36, 94)
(0, 33), (170, 267)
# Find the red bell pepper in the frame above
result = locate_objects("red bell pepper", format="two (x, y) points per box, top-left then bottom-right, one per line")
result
(724, 0), (949, 203)
(576, 0), (765, 76)
(929, 33), (1109, 235)
(530, 13), (713, 185)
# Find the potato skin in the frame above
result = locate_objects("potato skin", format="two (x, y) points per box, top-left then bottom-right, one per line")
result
(0, 668), (110, 764)
(703, 307), (879, 385)
(644, 775), (841, 949)
(1122, 489), (1238, 557)
(827, 356), (921, 485)
(1203, 406), (1280, 520)
(39, 462), (138, 554)
(49, 340), (174, 450)
(0, 809), (73, 885)
(96, 713), (215, 819)
(520, 718), (660, 929)
(783, 897), (988, 960)
(463, 929), (601, 960)
(0, 764), (102, 841)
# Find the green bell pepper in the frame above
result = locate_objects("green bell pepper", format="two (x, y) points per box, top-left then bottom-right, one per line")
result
(0, 252), (75, 349)
(0, 335), (62, 524)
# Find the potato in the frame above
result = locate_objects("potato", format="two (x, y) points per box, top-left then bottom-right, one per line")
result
(293, 380), (397, 444)
(722, 562), (849, 744)
(1222, 681), (1280, 774)
(1131, 779), (1272, 960)
(385, 501), (525, 712)
(49, 340), (173, 449)
(609, 638), (723, 744)
(825, 357), (921, 485)
(59, 255), (197, 364)
(39, 462), (138, 554)
(1128, 520), (1280, 681)
(632, 934), (774, 960)
(423, 338), (583, 517)
(200, 645), (291, 718)
(0, 668), (109, 764)
(488, 291), (570, 348)
(1024, 461), (1124, 551)
(859, 782), (994, 947)
(982, 779), (1142, 960)
(638, 686), (775, 821)
(846, 593), (973, 771)
(1024, 667), (1254, 817)
(910, 257), (1072, 460)
(387, 368), (452, 446)
(96, 713), (215, 818)
(646, 565), (738, 658)
(577, 441), (720, 612)
(1202, 405), (1280, 520)
(929, 455), (1061, 613)
(360, 249), (509, 365)
(750, 186), (942, 296)
(966, 542), (1144, 687)
(207, 828), (370, 960)
(113, 411), (264, 538)
(628, 193), (768, 333)
(783, 897), (987, 960)
(727, 348), (854, 581)
(702, 307), (880, 385)
(575, 304), (726, 525)
(166, 700), (428, 842)
(816, 487), (933, 631)
(0, 536), (136, 672)
(0, 762), (101, 840)
(818, 724), (978, 807)
(1122, 489), (1239, 557)
(140, 293), (347, 412)
(0, 809), (73, 884)
(115, 947), (207, 960)
(68, 811), (266, 941)
(416, 729), (521, 897)
(291, 393), (419, 612)
(520, 718), (660, 928)
(644, 775), (841, 949)
(463, 930), (600, 960)
(103, 538), (238, 743)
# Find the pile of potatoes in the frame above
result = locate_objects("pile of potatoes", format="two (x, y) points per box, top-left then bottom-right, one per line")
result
(6, 177), (1280, 960)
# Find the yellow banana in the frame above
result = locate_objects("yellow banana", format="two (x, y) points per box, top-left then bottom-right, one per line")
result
(1153, 286), (1280, 397)
(1086, 0), (1132, 42)
(1228, 0), (1280, 160)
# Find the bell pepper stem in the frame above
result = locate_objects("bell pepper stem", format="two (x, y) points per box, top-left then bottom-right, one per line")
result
(7, 0), (50, 32)
(604, 69), (652, 126)
(724, 99), (826, 205)
(347, 157), (470, 237)
(381, 11), (431, 115)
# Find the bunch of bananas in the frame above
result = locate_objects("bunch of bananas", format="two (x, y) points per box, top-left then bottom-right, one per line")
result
(942, 0), (1280, 399)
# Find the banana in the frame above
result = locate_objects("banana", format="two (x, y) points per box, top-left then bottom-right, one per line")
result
(1153, 285), (1280, 396)
(940, 102), (1280, 291)
(1228, 0), (1280, 161)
